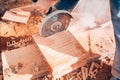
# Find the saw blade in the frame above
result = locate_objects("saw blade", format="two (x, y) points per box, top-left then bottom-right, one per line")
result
(40, 10), (72, 37)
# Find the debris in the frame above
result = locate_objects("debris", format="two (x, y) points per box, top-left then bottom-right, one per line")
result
(76, 72), (82, 80)
(89, 69), (98, 79)
(2, 10), (31, 24)
(94, 63), (102, 69)
(81, 67), (87, 80)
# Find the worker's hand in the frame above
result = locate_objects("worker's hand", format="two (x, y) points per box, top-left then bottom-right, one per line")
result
(34, 0), (58, 11)
(9, 0), (59, 13)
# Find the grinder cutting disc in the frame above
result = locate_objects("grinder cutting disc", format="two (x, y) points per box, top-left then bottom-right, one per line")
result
(40, 10), (72, 37)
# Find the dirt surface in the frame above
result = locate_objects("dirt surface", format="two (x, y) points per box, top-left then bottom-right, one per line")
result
(0, 0), (114, 80)
(0, 0), (43, 52)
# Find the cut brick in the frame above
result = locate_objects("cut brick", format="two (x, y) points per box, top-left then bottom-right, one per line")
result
(69, 26), (115, 58)
(2, 45), (50, 80)
(32, 31), (99, 78)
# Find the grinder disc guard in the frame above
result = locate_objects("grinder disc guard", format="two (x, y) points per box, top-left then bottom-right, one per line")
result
(40, 10), (72, 37)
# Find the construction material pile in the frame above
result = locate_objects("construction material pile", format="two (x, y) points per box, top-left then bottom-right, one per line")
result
(0, 0), (115, 80)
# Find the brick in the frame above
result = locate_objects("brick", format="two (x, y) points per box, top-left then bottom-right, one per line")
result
(69, 27), (115, 57)
(32, 31), (99, 78)
(2, 45), (50, 80)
